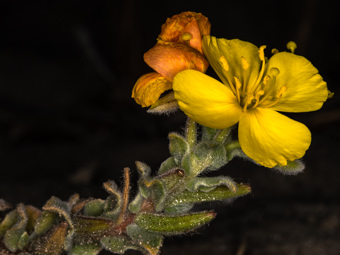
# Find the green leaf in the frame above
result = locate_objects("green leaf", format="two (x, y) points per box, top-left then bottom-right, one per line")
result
(169, 132), (190, 164)
(168, 184), (251, 206)
(135, 161), (152, 178)
(3, 204), (27, 252)
(69, 243), (102, 255)
(128, 192), (145, 214)
(34, 211), (57, 235)
(273, 160), (305, 175)
(101, 235), (141, 254)
(42, 196), (73, 228)
(126, 224), (163, 255)
(102, 181), (122, 219)
(158, 157), (177, 175)
(32, 222), (68, 255)
(73, 215), (114, 237)
(186, 176), (236, 193)
(17, 231), (29, 250)
(135, 211), (216, 235)
(83, 199), (105, 217)
(0, 210), (18, 237)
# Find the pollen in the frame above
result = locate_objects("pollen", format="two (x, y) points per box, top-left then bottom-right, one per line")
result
(181, 32), (192, 41)
(258, 45), (267, 61)
(219, 56), (229, 71)
(241, 57), (249, 70)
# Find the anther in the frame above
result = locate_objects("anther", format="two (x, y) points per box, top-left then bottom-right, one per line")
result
(181, 32), (192, 41)
(258, 45), (267, 61)
(241, 57), (249, 70)
(286, 41), (297, 53)
(271, 48), (279, 54)
(219, 56), (229, 71)
(269, 67), (280, 76)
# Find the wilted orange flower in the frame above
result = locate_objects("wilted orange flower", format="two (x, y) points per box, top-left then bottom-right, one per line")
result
(132, 11), (210, 110)
(158, 11), (211, 53)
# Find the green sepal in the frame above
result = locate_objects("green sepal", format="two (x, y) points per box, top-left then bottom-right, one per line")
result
(201, 126), (219, 141)
(73, 215), (114, 237)
(181, 142), (228, 177)
(3, 204), (27, 252)
(185, 118), (197, 148)
(194, 142), (228, 171)
(168, 184), (251, 206)
(83, 199), (105, 217)
(42, 196), (73, 228)
(225, 141), (245, 161)
(168, 132), (190, 164)
(158, 157), (177, 175)
(69, 243), (102, 255)
(135, 211), (216, 235)
(33, 211), (58, 235)
(273, 160), (305, 175)
(101, 235), (141, 254)
(186, 176), (236, 193)
(0, 210), (18, 237)
(126, 224), (163, 255)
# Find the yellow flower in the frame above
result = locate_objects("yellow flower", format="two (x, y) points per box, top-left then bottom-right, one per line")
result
(132, 12), (210, 109)
(173, 36), (329, 168)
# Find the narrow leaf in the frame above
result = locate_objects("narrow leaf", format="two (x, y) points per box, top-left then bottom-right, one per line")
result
(135, 211), (216, 235)
(168, 184), (251, 206)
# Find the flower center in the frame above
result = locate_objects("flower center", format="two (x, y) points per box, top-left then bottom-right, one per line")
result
(220, 46), (287, 111)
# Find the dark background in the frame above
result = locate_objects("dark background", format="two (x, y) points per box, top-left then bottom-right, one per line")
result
(0, 0), (339, 254)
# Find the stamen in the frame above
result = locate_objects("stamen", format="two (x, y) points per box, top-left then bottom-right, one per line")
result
(181, 32), (192, 41)
(271, 48), (279, 54)
(251, 90), (265, 109)
(219, 56), (229, 71)
(241, 57), (249, 70)
(286, 41), (297, 53)
(234, 76), (242, 103)
(253, 45), (267, 91)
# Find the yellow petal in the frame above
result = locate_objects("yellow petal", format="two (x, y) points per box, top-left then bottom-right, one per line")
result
(173, 70), (242, 129)
(264, 52), (328, 112)
(238, 108), (311, 168)
(202, 36), (261, 92)
(132, 72), (172, 107)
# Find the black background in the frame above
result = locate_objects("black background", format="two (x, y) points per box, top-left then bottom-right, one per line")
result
(0, 0), (339, 254)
